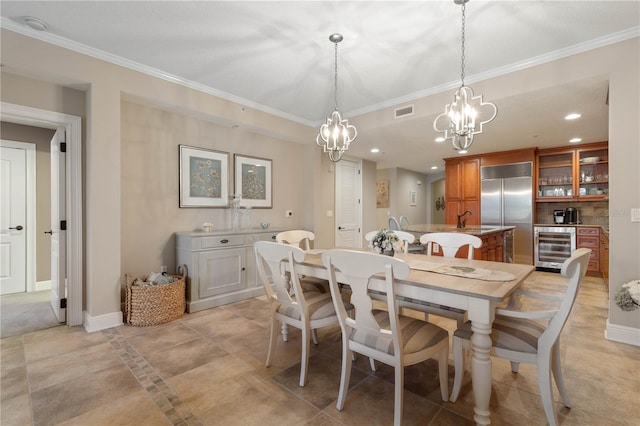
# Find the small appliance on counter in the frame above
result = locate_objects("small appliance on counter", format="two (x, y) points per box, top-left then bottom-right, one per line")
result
(566, 207), (580, 224)
(553, 209), (566, 224)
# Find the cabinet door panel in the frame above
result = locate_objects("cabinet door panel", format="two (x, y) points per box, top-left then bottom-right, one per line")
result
(198, 248), (246, 298)
(445, 162), (461, 200)
(462, 159), (480, 200)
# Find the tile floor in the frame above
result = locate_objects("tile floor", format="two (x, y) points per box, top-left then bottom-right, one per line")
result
(1, 272), (638, 425)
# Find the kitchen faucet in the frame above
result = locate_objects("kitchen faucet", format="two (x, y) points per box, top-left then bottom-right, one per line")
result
(457, 210), (472, 228)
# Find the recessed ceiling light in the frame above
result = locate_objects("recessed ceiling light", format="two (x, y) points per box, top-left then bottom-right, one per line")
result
(565, 113), (582, 120)
(22, 16), (48, 31)
(370, 148), (380, 153)
(569, 137), (582, 143)
(430, 166), (438, 170)
(435, 137), (445, 143)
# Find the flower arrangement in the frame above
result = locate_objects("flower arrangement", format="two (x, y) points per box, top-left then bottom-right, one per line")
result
(368, 229), (399, 254)
(614, 280), (640, 311)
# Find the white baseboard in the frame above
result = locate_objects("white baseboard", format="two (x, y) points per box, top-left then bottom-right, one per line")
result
(35, 280), (51, 291)
(83, 310), (123, 333)
(605, 319), (640, 347)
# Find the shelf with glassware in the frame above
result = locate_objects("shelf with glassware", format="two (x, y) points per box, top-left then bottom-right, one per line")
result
(577, 146), (608, 199)
(535, 142), (608, 202)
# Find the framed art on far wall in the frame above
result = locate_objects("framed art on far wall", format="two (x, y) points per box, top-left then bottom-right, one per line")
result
(234, 154), (272, 208)
(179, 145), (229, 207)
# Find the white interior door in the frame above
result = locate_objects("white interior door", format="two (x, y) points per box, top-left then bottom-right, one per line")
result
(50, 128), (66, 322)
(335, 159), (362, 248)
(0, 145), (27, 294)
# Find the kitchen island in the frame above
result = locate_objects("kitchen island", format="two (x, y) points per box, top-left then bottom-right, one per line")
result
(405, 224), (515, 262)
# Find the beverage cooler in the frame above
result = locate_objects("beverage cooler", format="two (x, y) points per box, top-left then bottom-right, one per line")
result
(534, 226), (577, 270)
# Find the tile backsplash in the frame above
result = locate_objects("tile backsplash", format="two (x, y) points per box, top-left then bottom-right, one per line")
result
(536, 201), (609, 226)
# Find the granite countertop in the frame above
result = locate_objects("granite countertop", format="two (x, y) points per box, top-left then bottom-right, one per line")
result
(404, 224), (515, 236)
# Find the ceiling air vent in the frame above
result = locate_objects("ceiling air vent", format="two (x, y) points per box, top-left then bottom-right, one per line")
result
(394, 105), (414, 119)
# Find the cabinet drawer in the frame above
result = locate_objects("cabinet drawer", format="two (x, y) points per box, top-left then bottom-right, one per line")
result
(587, 258), (600, 272)
(200, 235), (246, 249)
(577, 236), (599, 249)
(577, 227), (600, 236)
(245, 233), (278, 244)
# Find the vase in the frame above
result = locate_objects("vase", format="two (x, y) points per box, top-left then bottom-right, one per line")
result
(382, 247), (395, 257)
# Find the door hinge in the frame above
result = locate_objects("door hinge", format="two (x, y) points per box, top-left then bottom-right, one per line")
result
(60, 142), (67, 153)
(60, 220), (67, 231)
(60, 298), (67, 309)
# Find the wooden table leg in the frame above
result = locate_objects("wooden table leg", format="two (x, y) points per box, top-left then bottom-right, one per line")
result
(470, 320), (493, 425)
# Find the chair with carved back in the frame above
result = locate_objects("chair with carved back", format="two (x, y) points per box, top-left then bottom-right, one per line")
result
(254, 241), (352, 387)
(322, 249), (449, 426)
(392, 232), (483, 328)
(450, 248), (592, 426)
(276, 230), (328, 293)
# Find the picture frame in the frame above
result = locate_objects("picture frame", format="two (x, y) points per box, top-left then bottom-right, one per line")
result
(179, 145), (229, 208)
(376, 180), (390, 208)
(409, 190), (417, 206)
(234, 154), (272, 208)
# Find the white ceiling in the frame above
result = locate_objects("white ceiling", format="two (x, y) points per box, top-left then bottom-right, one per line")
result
(1, 1), (639, 173)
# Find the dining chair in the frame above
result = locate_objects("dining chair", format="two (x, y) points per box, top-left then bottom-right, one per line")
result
(450, 248), (592, 426)
(420, 232), (482, 259)
(395, 232), (483, 328)
(276, 229), (328, 293)
(276, 229), (316, 251)
(388, 216), (401, 230)
(322, 249), (449, 426)
(399, 215), (409, 230)
(254, 241), (351, 387)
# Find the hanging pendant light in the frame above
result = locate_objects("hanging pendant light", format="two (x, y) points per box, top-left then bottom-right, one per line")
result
(316, 33), (357, 162)
(434, 0), (497, 152)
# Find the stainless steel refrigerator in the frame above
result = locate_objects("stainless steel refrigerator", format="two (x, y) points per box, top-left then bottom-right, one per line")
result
(481, 163), (533, 264)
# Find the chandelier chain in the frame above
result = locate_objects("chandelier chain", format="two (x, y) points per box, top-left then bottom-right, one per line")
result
(333, 40), (339, 110)
(460, 2), (466, 86)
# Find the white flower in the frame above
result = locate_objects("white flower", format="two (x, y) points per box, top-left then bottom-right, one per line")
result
(615, 280), (640, 311)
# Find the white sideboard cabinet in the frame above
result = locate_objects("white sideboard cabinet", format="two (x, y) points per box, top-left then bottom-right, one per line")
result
(176, 228), (283, 312)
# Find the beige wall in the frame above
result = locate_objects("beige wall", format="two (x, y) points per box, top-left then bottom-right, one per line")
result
(395, 168), (428, 227)
(120, 100), (315, 276)
(1, 122), (55, 282)
(1, 28), (637, 334)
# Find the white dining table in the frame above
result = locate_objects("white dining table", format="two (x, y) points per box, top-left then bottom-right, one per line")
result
(294, 250), (535, 426)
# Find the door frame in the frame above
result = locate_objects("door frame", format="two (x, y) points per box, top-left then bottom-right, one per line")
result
(1, 102), (83, 327)
(0, 140), (36, 293)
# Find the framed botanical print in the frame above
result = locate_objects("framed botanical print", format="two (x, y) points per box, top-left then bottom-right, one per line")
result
(409, 190), (417, 206)
(234, 154), (272, 208)
(179, 145), (229, 207)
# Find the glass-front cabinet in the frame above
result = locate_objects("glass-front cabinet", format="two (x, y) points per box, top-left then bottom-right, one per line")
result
(536, 142), (608, 201)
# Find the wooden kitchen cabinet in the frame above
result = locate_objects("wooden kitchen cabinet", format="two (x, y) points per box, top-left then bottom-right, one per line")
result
(176, 229), (281, 312)
(600, 231), (609, 284)
(576, 226), (601, 275)
(444, 157), (480, 226)
(536, 141), (608, 202)
(478, 231), (504, 262)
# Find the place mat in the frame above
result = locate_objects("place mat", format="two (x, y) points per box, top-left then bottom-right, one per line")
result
(406, 259), (516, 282)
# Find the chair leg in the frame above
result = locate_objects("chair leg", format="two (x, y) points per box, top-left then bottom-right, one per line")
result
(537, 354), (559, 426)
(510, 361), (520, 373)
(450, 336), (464, 402)
(369, 358), (377, 371)
(394, 365), (404, 426)
(266, 316), (278, 367)
(552, 342), (571, 408)
(299, 325), (311, 387)
(281, 322), (289, 342)
(438, 346), (449, 402)
(311, 329), (318, 345)
(336, 345), (352, 411)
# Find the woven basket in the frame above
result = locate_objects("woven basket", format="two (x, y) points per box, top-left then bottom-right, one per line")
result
(125, 265), (187, 326)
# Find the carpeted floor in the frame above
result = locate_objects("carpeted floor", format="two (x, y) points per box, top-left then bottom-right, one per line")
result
(0, 290), (62, 338)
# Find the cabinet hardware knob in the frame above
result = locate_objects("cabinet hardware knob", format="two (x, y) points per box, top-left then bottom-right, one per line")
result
(220, 239), (229, 244)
